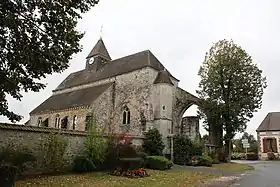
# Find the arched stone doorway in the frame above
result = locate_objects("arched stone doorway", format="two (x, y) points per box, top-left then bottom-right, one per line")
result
(172, 87), (200, 135)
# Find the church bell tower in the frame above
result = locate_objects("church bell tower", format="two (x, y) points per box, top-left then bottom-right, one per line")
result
(86, 38), (111, 71)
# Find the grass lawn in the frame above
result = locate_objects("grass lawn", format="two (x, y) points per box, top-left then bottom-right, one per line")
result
(211, 162), (254, 172)
(15, 169), (219, 187)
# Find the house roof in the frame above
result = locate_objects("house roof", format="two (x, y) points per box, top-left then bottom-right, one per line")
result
(154, 70), (174, 85)
(86, 38), (111, 60)
(55, 50), (178, 91)
(256, 112), (280, 132)
(30, 83), (112, 115)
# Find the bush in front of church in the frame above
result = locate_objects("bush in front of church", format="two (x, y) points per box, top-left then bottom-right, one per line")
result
(145, 156), (173, 170)
(73, 120), (107, 172)
(173, 135), (193, 165)
(142, 128), (165, 156)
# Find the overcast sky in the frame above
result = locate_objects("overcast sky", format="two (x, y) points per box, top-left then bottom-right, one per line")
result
(1, 0), (279, 138)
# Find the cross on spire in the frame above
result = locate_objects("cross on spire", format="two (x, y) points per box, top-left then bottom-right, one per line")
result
(100, 25), (103, 38)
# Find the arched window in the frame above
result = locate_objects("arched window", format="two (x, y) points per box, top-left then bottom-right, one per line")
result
(73, 115), (77, 130)
(122, 106), (130, 125)
(37, 117), (42, 127)
(85, 113), (93, 131)
(55, 114), (60, 128)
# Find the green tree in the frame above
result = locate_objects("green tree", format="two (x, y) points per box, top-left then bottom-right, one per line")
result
(173, 135), (193, 165)
(0, 0), (99, 122)
(143, 128), (165, 156)
(197, 39), (267, 161)
(241, 132), (258, 153)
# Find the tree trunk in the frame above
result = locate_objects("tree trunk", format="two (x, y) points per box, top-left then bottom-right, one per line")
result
(209, 121), (224, 162)
(224, 139), (232, 162)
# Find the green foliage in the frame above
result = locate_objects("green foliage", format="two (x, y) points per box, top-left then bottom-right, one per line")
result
(249, 142), (258, 153)
(143, 128), (165, 156)
(102, 133), (139, 170)
(73, 156), (96, 172)
(118, 158), (144, 170)
(233, 133), (258, 153)
(145, 156), (173, 170)
(0, 146), (36, 174)
(74, 117), (107, 172)
(197, 39), (267, 158)
(173, 135), (205, 165)
(192, 137), (204, 156)
(231, 152), (246, 160)
(197, 155), (213, 167)
(0, 0), (99, 122)
(39, 133), (68, 172)
(205, 151), (220, 164)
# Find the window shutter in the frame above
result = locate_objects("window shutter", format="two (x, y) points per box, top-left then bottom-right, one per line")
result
(273, 138), (278, 153)
(263, 138), (267, 153)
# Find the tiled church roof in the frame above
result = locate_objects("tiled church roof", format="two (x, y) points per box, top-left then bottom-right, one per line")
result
(30, 83), (112, 114)
(55, 50), (177, 91)
(256, 112), (280, 132)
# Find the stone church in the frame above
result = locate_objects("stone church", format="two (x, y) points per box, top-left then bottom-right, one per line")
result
(27, 37), (200, 154)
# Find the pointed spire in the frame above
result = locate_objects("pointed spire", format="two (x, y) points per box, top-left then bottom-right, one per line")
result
(86, 38), (111, 60)
(154, 70), (174, 85)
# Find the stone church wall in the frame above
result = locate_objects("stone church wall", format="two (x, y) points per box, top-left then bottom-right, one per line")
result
(113, 67), (158, 136)
(28, 67), (178, 138)
(181, 116), (199, 140)
(0, 123), (143, 174)
(29, 108), (92, 131)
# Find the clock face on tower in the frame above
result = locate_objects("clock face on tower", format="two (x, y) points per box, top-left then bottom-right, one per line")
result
(89, 57), (94, 64)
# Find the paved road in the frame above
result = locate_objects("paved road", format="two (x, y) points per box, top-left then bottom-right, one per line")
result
(231, 160), (280, 187)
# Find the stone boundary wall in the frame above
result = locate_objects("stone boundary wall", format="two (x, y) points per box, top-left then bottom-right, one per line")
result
(0, 123), (144, 173)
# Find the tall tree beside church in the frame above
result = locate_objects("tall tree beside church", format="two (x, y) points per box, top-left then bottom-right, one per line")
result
(197, 39), (267, 161)
(0, 0), (100, 122)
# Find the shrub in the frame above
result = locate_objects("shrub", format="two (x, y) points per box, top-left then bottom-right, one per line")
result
(0, 147), (36, 174)
(118, 158), (144, 170)
(0, 165), (17, 187)
(206, 151), (220, 164)
(137, 151), (147, 160)
(231, 152), (246, 160)
(103, 133), (139, 170)
(142, 128), (165, 156)
(191, 138), (204, 156)
(73, 156), (96, 172)
(146, 156), (173, 170)
(267, 152), (276, 160)
(198, 155), (213, 167)
(191, 155), (213, 167)
(173, 135), (193, 165)
(246, 153), (258, 160)
(38, 133), (68, 172)
(73, 118), (107, 172)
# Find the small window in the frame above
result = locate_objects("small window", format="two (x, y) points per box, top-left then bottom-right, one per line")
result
(162, 105), (166, 110)
(122, 106), (131, 125)
(42, 118), (49, 127)
(37, 117), (42, 127)
(61, 116), (68, 129)
(55, 114), (60, 128)
(73, 115), (77, 130)
(85, 114), (93, 131)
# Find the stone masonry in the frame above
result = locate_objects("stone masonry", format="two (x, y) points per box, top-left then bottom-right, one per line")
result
(26, 37), (201, 156)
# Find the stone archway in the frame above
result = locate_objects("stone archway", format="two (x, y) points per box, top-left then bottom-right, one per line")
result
(172, 87), (200, 135)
